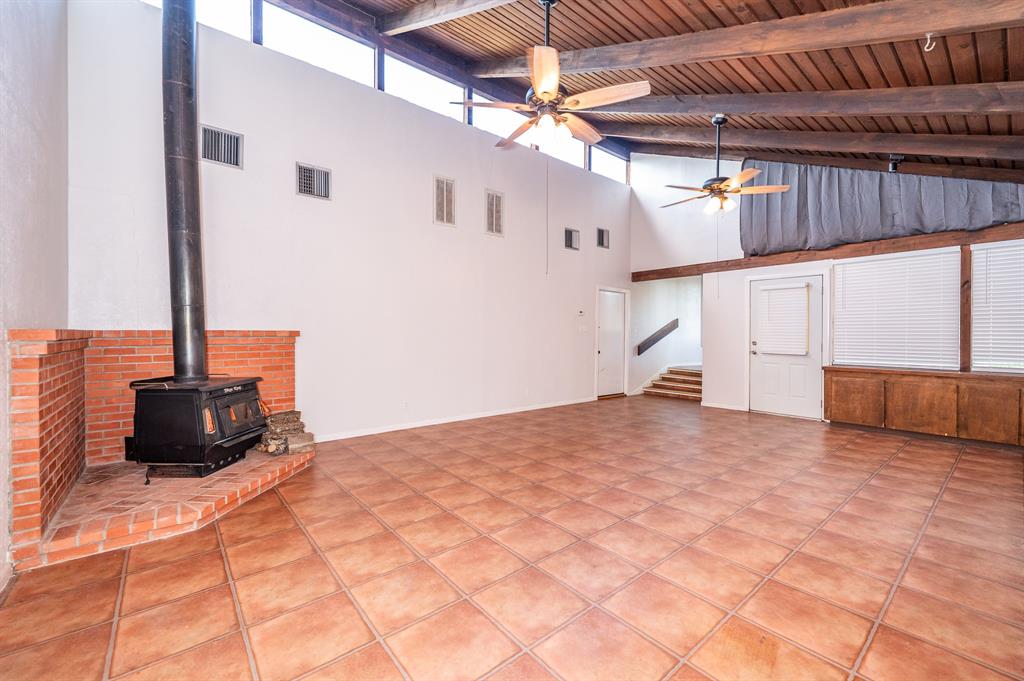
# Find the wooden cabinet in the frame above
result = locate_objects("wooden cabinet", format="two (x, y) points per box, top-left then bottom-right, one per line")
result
(884, 379), (958, 437)
(824, 366), (1024, 446)
(824, 375), (884, 427)
(958, 383), (1022, 445)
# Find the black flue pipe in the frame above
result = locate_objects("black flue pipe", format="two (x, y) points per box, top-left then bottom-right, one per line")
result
(162, 0), (208, 382)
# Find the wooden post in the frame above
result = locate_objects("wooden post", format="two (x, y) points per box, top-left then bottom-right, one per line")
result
(960, 245), (972, 372)
(375, 43), (386, 91)
(251, 0), (263, 44)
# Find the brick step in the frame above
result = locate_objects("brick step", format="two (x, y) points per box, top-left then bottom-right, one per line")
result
(651, 381), (702, 396)
(659, 374), (702, 386)
(643, 388), (701, 401)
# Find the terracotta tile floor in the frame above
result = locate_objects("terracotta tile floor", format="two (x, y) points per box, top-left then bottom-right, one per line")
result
(2, 396), (1023, 681)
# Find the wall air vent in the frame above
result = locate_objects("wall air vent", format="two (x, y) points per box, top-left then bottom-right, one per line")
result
(597, 228), (611, 249)
(486, 190), (503, 235)
(434, 176), (455, 225)
(296, 163), (331, 200)
(201, 125), (243, 168)
(565, 228), (580, 250)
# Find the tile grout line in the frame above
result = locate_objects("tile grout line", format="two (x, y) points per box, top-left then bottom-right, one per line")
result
(100, 548), (130, 681)
(643, 437), (914, 680)
(846, 444), (968, 681)
(330, 427), (873, 679)
(214, 520), (262, 681)
(270, 487), (417, 681)
(310, 460), (568, 681)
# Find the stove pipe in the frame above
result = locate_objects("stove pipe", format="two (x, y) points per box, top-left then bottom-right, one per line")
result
(162, 0), (208, 382)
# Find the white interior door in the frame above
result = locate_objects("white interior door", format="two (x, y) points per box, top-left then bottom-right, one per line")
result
(749, 275), (823, 419)
(597, 290), (626, 396)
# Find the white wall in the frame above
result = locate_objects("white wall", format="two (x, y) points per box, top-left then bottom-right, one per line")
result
(628, 277), (701, 393)
(701, 262), (833, 411)
(0, 0), (70, 589)
(629, 152), (834, 412)
(629, 153), (743, 272)
(626, 153), (744, 388)
(67, 1), (632, 440)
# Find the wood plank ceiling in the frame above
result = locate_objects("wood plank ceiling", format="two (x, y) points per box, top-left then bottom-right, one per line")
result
(337, 0), (1023, 171)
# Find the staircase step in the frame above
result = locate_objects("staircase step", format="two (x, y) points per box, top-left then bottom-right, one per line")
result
(667, 367), (702, 378)
(644, 388), (701, 401)
(659, 374), (702, 385)
(651, 381), (702, 394)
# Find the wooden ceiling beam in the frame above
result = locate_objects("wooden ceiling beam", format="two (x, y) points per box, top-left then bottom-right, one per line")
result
(604, 123), (1024, 160)
(591, 82), (1024, 117)
(380, 0), (518, 36)
(472, 0), (1024, 77)
(629, 144), (1024, 185)
(631, 223), (1024, 282)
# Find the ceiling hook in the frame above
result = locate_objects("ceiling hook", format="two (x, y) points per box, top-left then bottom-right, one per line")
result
(923, 32), (936, 52)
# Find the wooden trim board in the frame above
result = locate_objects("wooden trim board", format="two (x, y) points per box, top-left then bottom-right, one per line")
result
(632, 222), (1024, 282)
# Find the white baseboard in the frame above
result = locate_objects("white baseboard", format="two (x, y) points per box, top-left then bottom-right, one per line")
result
(0, 559), (12, 594)
(315, 396), (596, 443)
(699, 400), (747, 412)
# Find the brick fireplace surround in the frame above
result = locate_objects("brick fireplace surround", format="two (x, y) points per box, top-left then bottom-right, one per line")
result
(7, 329), (308, 570)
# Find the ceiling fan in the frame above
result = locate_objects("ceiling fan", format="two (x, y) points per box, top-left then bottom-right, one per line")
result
(661, 114), (790, 214)
(455, 0), (650, 148)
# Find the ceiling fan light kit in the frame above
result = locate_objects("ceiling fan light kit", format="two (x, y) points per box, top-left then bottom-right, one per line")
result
(455, 0), (650, 149)
(661, 114), (791, 213)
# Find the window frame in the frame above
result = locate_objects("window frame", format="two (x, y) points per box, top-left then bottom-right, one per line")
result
(831, 247), (961, 371)
(564, 228), (580, 251)
(971, 239), (1024, 373)
(485, 189), (504, 237)
(433, 176), (456, 227)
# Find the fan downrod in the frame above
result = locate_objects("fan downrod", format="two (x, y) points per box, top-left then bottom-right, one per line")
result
(707, 113), (729, 186)
(537, 0), (558, 47)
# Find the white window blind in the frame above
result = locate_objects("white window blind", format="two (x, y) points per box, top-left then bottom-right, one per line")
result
(972, 240), (1024, 372)
(757, 283), (809, 355)
(833, 249), (960, 370)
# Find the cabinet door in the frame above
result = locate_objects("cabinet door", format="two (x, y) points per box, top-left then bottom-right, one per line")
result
(885, 379), (957, 436)
(958, 383), (1021, 445)
(827, 374), (884, 427)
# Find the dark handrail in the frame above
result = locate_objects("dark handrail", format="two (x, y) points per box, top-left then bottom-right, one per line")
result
(636, 318), (679, 356)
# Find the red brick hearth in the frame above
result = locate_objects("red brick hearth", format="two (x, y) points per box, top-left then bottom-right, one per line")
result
(6, 329), (309, 571)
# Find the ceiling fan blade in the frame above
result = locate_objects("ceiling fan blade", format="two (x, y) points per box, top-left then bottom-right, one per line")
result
(722, 167), (761, 189)
(732, 184), (791, 195)
(496, 116), (540, 148)
(452, 100), (534, 112)
(560, 81), (652, 110)
(665, 184), (707, 192)
(561, 113), (603, 145)
(528, 46), (561, 102)
(660, 195), (708, 208)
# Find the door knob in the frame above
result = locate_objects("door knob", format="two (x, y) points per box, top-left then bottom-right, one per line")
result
(751, 350), (757, 355)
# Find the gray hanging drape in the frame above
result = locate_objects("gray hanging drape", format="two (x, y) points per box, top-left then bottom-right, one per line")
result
(738, 159), (1024, 257)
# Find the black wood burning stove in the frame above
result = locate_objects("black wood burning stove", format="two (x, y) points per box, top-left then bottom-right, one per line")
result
(125, 376), (266, 476)
(125, 0), (266, 479)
